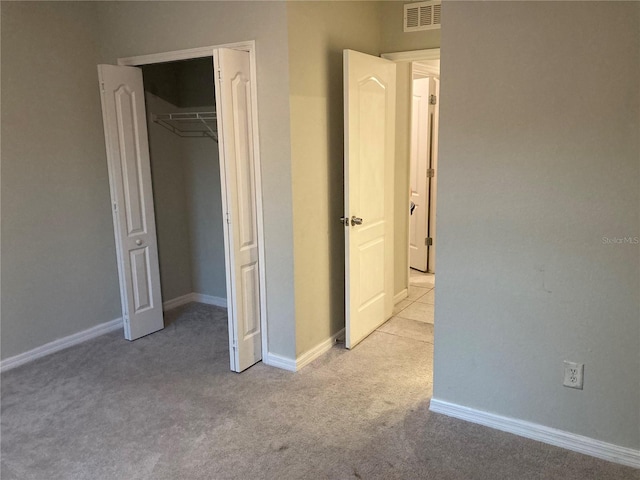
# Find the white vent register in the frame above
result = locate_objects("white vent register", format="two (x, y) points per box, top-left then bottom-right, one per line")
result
(404, 0), (441, 32)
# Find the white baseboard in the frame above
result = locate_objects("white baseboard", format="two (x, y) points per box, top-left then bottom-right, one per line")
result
(192, 293), (227, 308)
(296, 328), (345, 370)
(429, 398), (640, 469)
(263, 329), (345, 373)
(394, 289), (408, 304)
(163, 293), (194, 310)
(163, 292), (227, 311)
(262, 352), (297, 372)
(0, 317), (123, 373)
(3, 293), (228, 372)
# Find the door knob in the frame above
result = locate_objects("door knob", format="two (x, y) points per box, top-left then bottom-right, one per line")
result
(351, 216), (363, 226)
(135, 239), (143, 246)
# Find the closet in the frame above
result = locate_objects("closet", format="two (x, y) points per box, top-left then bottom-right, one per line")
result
(141, 58), (227, 309)
(98, 44), (264, 373)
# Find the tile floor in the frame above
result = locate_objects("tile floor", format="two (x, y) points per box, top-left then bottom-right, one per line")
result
(377, 269), (435, 344)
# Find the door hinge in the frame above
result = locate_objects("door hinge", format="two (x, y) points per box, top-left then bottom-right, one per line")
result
(427, 168), (435, 178)
(100, 82), (105, 93)
(430, 94), (437, 105)
(218, 70), (223, 82)
(226, 212), (231, 224)
(426, 237), (433, 246)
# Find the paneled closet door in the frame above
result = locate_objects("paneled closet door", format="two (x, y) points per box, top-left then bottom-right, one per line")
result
(98, 64), (164, 340)
(215, 48), (262, 372)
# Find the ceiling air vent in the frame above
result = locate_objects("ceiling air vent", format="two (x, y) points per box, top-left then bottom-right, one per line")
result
(404, 1), (441, 32)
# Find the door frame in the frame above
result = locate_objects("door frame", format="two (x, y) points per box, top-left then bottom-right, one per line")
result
(117, 41), (268, 370)
(381, 48), (440, 294)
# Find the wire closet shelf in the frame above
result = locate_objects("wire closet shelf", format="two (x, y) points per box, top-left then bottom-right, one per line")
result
(152, 111), (218, 142)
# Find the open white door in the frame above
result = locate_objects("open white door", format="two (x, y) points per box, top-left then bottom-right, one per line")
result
(343, 50), (396, 349)
(409, 77), (431, 272)
(215, 48), (262, 372)
(98, 65), (164, 340)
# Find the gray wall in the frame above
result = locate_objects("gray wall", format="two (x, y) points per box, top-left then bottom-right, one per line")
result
(1, 1), (295, 361)
(433, 1), (640, 449)
(178, 58), (216, 108)
(183, 113), (227, 299)
(174, 57), (225, 298)
(145, 93), (194, 302)
(142, 64), (181, 107)
(141, 58), (215, 108)
(145, 63), (226, 302)
(1, 2), (120, 359)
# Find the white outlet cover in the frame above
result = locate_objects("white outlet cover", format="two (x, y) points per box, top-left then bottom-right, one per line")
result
(563, 361), (584, 389)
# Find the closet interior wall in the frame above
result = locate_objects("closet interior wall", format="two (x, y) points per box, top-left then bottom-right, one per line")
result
(143, 58), (227, 305)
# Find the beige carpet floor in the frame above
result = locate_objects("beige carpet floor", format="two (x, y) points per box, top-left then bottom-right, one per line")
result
(1, 303), (637, 479)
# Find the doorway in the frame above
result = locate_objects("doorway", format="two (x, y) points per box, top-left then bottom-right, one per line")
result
(378, 48), (440, 303)
(363, 49), (440, 346)
(342, 48), (440, 350)
(403, 57), (439, 333)
(409, 60), (440, 274)
(142, 57), (224, 304)
(98, 42), (267, 373)
(402, 57), (440, 330)
(142, 57), (228, 338)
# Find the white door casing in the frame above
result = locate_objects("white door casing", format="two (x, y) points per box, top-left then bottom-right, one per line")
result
(344, 50), (396, 349)
(215, 48), (262, 372)
(409, 77), (431, 272)
(98, 65), (164, 340)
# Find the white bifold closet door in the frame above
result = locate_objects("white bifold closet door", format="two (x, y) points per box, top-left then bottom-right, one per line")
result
(98, 65), (164, 341)
(215, 48), (262, 372)
(98, 53), (262, 373)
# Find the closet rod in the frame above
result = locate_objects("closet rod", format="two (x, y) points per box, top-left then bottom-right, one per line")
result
(152, 112), (218, 142)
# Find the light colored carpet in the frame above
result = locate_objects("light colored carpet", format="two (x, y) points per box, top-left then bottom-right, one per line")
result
(1, 303), (637, 479)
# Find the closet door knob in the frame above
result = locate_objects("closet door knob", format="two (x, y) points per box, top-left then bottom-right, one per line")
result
(135, 239), (143, 246)
(351, 216), (363, 226)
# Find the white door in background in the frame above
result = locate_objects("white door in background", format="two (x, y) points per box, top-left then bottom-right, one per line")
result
(214, 48), (262, 372)
(98, 65), (164, 340)
(343, 50), (396, 349)
(427, 77), (440, 273)
(409, 77), (431, 272)
(409, 75), (439, 273)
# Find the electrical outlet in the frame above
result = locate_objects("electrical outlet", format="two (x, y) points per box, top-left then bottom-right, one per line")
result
(563, 361), (584, 389)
